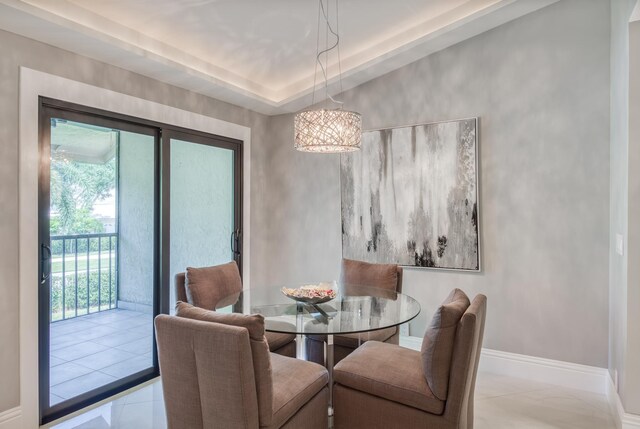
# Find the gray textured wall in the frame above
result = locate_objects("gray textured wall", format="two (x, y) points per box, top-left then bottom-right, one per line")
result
(118, 131), (156, 308)
(0, 28), (269, 413)
(260, 0), (611, 367)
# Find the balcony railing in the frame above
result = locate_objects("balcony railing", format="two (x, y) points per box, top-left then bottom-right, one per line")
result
(50, 232), (118, 322)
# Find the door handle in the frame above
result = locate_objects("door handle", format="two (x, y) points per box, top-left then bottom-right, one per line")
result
(235, 229), (242, 256)
(231, 229), (242, 257)
(230, 230), (235, 254)
(40, 243), (52, 285)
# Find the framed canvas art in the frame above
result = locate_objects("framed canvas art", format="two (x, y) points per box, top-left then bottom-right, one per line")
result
(340, 118), (480, 271)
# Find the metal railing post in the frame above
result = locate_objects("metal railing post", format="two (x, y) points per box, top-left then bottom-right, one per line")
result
(50, 232), (118, 322)
(74, 238), (78, 318)
(86, 237), (90, 314)
(98, 236), (102, 311)
(109, 236), (113, 309)
(61, 238), (66, 321)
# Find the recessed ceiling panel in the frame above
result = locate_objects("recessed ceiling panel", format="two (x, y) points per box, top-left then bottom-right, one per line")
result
(0, 0), (559, 113)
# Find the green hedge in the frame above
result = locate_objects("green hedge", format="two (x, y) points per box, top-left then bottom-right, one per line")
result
(50, 269), (116, 321)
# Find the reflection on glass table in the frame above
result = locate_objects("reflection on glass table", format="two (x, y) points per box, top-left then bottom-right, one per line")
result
(228, 283), (421, 415)
(243, 283), (419, 336)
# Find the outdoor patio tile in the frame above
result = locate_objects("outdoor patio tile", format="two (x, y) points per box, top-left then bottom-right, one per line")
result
(51, 320), (99, 336)
(51, 341), (111, 361)
(128, 325), (154, 337)
(115, 336), (153, 355)
(51, 332), (78, 345)
(52, 317), (99, 328)
(99, 354), (153, 379)
(72, 348), (137, 371)
(83, 310), (140, 323)
(51, 372), (118, 400)
(51, 335), (86, 352)
(49, 309), (153, 402)
(127, 313), (154, 322)
(50, 356), (67, 367)
(50, 393), (66, 407)
(50, 361), (95, 385)
(73, 325), (121, 342)
(92, 330), (149, 348)
(103, 316), (150, 330)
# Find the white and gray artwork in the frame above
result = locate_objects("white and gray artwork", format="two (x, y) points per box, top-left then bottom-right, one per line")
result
(340, 118), (479, 270)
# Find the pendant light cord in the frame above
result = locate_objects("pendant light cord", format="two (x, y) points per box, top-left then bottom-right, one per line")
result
(310, 0), (344, 109)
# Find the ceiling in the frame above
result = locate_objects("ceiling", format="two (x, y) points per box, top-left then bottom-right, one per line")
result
(0, 0), (558, 114)
(51, 119), (117, 164)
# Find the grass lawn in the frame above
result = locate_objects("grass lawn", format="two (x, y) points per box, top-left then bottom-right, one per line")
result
(51, 252), (115, 274)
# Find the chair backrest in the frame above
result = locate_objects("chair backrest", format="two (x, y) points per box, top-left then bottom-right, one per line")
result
(396, 266), (403, 293)
(175, 272), (188, 303)
(442, 294), (487, 429)
(340, 258), (403, 295)
(155, 314), (262, 429)
(175, 261), (242, 310)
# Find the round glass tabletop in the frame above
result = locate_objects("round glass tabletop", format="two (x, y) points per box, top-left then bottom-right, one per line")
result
(232, 283), (421, 336)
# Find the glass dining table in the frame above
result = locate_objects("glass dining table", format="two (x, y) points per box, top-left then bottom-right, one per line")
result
(227, 283), (421, 412)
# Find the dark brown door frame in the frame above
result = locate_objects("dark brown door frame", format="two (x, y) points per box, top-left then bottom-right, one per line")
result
(38, 97), (243, 424)
(159, 128), (243, 314)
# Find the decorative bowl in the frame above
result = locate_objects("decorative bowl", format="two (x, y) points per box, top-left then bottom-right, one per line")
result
(281, 284), (337, 304)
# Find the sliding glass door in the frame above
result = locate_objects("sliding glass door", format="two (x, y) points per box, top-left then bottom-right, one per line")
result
(38, 99), (242, 424)
(168, 132), (242, 312)
(39, 106), (159, 424)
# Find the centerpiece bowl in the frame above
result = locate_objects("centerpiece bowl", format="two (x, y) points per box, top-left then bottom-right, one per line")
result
(281, 283), (337, 304)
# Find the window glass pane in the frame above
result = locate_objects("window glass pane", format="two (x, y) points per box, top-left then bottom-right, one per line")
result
(48, 120), (155, 407)
(169, 138), (235, 311)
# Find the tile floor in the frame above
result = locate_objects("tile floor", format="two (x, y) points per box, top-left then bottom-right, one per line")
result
(49, 309), (154, 406)
(48, 370), (616, 428)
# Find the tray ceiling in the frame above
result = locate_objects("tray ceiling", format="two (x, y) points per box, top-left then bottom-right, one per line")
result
(0, 0), (558, 114)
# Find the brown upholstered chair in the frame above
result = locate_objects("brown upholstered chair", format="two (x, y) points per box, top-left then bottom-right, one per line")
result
(155, 307), (329, 429)
(305, 258), (404, 365)
(332, 291), (487, 429)
(175, 261), (297, 357)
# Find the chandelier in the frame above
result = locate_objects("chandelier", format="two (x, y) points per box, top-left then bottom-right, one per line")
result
(294, 0), (362, 153)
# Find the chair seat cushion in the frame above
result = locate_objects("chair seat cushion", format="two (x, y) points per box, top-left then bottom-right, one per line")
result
(334, 341), (445, 415)
(268, 353), (328, 428)
(307, 327), (397, 349)
(265, 331), (296, 352)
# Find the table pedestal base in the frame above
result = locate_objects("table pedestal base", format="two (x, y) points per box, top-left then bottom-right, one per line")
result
(325, 334), (334, 417)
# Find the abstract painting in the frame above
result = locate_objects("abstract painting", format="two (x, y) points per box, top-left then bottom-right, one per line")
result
(340, 118), (480, 271)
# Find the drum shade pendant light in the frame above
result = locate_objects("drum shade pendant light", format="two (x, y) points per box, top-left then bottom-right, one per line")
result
(294, 0), (361, 153)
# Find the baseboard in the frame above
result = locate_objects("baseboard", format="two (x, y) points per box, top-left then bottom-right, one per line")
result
(607, 375), (640, 429)
(400, 336), (608, 394)
(116, 300), (153, 314)
(0, 407), (22, 429)
(401, 335), (640, 428)
(479, 348), (610, 394)
(399, 335), (422, 351)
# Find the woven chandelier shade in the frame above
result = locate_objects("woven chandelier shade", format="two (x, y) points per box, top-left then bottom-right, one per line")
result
(294, 109), (362, 153)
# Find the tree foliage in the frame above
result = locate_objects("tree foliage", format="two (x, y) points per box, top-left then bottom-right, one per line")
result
(50, 158), (115, 234)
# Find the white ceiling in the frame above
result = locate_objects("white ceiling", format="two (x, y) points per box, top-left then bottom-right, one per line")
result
(0, 0), (558, 114)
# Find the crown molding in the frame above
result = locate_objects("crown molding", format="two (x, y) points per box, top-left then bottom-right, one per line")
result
(0, 0), (558, 115)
